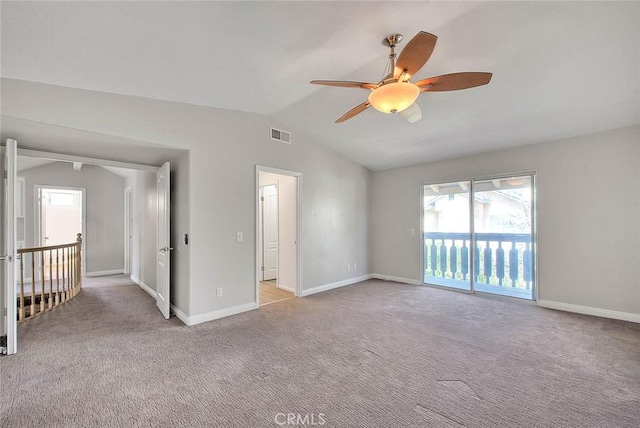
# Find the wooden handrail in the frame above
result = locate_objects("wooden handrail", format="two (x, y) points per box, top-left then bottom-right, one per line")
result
(18, 242), (81, 253)
(16, 233), (83, 323)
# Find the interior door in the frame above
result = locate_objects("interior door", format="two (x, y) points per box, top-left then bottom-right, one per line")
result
(262, 184), (278, 281)
(2, 139), (17, 355)
(156, 162), (171, 319)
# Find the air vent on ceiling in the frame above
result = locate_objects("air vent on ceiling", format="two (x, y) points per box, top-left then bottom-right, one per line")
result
(270, 127), (291, 144)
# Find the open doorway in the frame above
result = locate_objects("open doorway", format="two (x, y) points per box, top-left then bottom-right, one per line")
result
(256, 166), (301, 306)
(36, 186), (85, 253)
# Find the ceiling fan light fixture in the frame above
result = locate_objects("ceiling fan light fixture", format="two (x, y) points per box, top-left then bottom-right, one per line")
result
(368, 82), (420, 114)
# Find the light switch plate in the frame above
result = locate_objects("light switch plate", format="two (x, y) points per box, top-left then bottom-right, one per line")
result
(236, 232), (243, 242)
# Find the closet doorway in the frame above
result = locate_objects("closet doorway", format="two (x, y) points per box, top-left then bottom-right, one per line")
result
(256, 166), (301, 306)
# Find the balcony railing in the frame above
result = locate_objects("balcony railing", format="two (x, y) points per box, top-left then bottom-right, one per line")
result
(16, 233), (83, 322)
(424, 232), (533, 298)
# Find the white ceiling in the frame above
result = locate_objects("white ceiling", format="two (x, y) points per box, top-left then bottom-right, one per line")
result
(1, 1), (638, 170)
(1, 116), (185, 166)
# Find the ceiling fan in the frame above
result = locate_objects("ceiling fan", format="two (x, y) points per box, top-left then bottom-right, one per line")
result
(310, 31), (492, 123)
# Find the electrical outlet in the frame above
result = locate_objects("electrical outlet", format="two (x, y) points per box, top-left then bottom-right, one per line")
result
(353, 263), (358, 270)
(216, 287), (223, 297)
(346, 264), (351, 271)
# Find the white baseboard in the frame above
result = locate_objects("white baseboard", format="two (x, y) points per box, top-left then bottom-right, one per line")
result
(85, 269), (124, 277)
(186, 302), (258, 326)
(130, 275), (157, 298)
(138, 281), (157, 299)
(371, 273), (421, 286)
(277, 284), (296, 294)
(301, 274), (373, 297)
(170, 304), (189, 326)
(538, 300), (640, 323)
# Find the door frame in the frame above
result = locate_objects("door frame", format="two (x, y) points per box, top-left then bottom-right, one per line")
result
(420, 170), (538, 301)
(255, 165), (302, 306)
(34, 185), (87, 277)
(124, 187), (132, 275)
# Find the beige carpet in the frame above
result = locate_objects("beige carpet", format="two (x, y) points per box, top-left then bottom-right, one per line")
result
(1, 275), (639, 427)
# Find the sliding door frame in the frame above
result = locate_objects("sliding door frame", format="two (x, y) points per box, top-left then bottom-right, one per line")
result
(420, 170), (538, 301)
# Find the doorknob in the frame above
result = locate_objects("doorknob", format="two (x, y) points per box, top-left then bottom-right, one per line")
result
(0, 255), (12, 262)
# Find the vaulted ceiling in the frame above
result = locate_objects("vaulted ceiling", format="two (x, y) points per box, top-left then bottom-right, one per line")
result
(1, 1), (638, 170)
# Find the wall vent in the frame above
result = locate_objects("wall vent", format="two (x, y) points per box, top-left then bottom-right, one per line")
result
(270, 127), (291, 144)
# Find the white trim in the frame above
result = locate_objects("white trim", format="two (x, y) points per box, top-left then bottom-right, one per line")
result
(277, 284), (296, 293)
(255, 165), (303, 306)
(85, 269), (124, 277)
(170, 304), (189, 325)
(301, 274), (373, 297)
(18, 148), (158, 171)
(139, 281), (157, 298)
(538, 300), (640, 323)
(372, 274), (421, 285)
(130, 275), (157, 298)
(187, 302), (258, 326)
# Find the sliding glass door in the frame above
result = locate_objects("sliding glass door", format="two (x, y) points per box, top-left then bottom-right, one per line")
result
(423, 174), (535, 300)
(423, 181), (471, 291)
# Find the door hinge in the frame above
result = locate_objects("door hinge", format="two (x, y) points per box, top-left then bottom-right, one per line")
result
(261, 266), (264, 272)
(261, 196), (264, 201)
(3, 171), (7, 179)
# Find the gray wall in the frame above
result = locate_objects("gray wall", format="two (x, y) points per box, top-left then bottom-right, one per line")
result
(126, 170), (158, 291)
(20, 162), (125, 275)
(372, 125), (640, 316)
(2, 79), (371, 318)
(1, 79), (638, 323)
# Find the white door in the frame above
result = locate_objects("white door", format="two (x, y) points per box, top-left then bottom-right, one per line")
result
(2, 139), (17, 355)
(156, 162), (170, 319)
(124, 188), (132, 275)
(262, 184), (278, 281)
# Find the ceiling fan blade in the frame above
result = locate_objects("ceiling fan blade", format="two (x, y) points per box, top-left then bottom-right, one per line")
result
(416, 72), (493, 91)
(336, 101), (370, 123)
(394, 31), (438, 80)
(398, 102), (422, 123)
(311, 80), (378, 90)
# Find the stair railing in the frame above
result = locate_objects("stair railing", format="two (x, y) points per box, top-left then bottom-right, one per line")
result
(16, 233), (83, 322)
